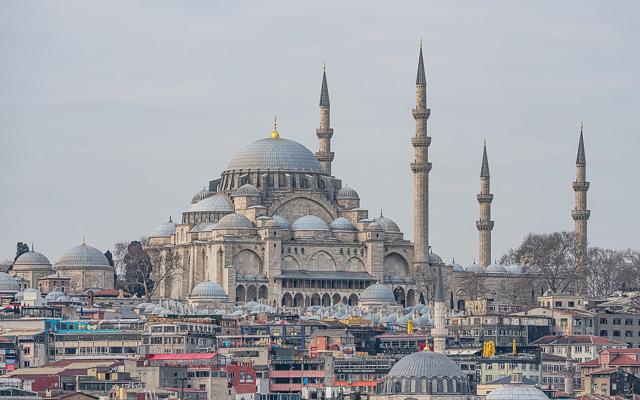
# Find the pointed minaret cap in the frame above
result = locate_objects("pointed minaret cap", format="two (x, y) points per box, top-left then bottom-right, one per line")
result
(576, 121), (586, 165)
(319, 63), (330, 107)
(271, 116), (280, 139)
(416, 40), (426, 86)
(481, 139), (490, 177)
(435, 265), (445, 301)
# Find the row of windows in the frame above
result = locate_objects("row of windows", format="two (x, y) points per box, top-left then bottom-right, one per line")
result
(599, 330), (639, 337)
(599, 318), (638, 325)
(485, 363), (539, 371)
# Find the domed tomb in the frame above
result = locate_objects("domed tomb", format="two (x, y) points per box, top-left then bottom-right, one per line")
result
(11, 251), (53, 288)
(55, 242), (114, 293)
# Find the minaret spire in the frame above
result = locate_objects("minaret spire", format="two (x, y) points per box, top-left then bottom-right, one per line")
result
(432, 264), (447, 353)
(316, 64), (334, 175)
(477, 140), (494, 267)
(411, 41), (432, 274)
(572, 122), (590, 293)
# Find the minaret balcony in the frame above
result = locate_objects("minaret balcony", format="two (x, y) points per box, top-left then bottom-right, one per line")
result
(572, 209), (591, 220)
(476, 194), (494, 203)
(572, 181), (590, 191)
(476, 220), (495, 230)
(315, 151), (334, 162)
(411, 136), (431, 148)
(315, 128), (334, 139)
(411, 162), (432, 173)
(412, 108), (431, 119)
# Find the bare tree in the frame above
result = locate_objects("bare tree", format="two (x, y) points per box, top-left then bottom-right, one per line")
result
(146, 245), (183, 299)
(413, 266), (437, 303)
(457, 272), (488, 301)
(586, 247), (627, 297)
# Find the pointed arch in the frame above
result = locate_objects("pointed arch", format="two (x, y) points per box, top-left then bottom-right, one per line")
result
(310, 251), (335, 271)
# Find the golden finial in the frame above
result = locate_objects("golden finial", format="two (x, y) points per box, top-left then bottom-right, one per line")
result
(271, 116), (279, 139)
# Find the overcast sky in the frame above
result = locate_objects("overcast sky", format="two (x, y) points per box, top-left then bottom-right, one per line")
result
(1, 1), (638, 266)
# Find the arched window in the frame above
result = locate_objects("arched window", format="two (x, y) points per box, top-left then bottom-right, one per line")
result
(394, 380), (401, 393)
(437, 378), (444, 393)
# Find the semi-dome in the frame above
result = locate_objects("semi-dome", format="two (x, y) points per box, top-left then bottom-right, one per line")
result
(487, 263), (508, 274)
(215, 213), (256, 230)
(0, 272), (20, 293)
(374, 216), (401, 233)
(360, 284), (396, 304)
(291, 215), (329, 231)
(466, 263), (483, 273)
(271, 215), (289, 229)
(151, 218), (176, 237)
(13, 251), (52, 271)
(189, 281), (228, 300)
(386, 350), (466, 380)
(234, 183), (260, 197)
(189, 193), (234, 213)
(330, 217), (356, 231)
(56, 243), (111, 270)
(336, 185), (359, 200)
(191, 188), (211, 204)
(225, 137), (323, 173)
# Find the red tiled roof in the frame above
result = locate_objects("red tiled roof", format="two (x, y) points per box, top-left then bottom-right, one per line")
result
(602, 348), (640, 354)
(578, 358), (600, 367)
(609, 354), (640, 366)
(146, 353), (218, 361)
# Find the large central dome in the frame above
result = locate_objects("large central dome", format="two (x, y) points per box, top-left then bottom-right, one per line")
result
(226, 137), (323, 173)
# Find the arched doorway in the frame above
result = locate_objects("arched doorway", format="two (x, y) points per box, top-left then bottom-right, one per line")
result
(332, 293), (341, 305)
(406, 289), (416, 307)
(394, 287), (406, 306)
(246, 285), (257, 302)
(457, 299), (466, 311)
(258, 285), (268, 300)
(236, 285), (246, 303)
(293, 293), (304, 307)
(322, 293), (331, 306)
(348, 294), (358, 306)
(310, 293), (321, 306)
(282, 293), (292, 306)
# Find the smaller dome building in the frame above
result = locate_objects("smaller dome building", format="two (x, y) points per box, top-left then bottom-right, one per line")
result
(11, 251), (53, 288)
(54, 242), (114, 294)
(188, 281), (230, 310)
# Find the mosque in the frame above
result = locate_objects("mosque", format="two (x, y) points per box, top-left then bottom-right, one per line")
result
(147, 45), (590, 309)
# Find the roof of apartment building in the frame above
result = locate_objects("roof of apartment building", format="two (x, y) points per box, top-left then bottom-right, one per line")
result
(531, 335), (626, 346)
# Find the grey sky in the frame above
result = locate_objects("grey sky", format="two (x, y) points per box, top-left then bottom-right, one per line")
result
(1, 1), (638, 266)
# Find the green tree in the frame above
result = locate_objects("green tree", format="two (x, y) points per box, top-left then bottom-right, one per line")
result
(419, 292), (425, 305)
(14, 242), (29, 262)
(104, 250), (114, 267)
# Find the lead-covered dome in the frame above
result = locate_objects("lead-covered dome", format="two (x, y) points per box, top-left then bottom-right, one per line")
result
(387, 350), (466, 380)
(0, 272), (19, 293)
(486, 385), (548, 400)
(191, 188), (211, 204)
(330, 217), (356, 231)
(466, 263), (483, 273)
(152, 218), (176, 237)
(215, 213), (255, 229)
(360, 284), (395, 304)
(56, 243), (111, 270)
(271, 215), (289, 229)
(291, 215), (329, 231)
(374, 216), (400, 233)
(336, 185), (359, 200)
(189, 281), (228, 300)
(13, 252), (52, 271)
(189, 193), (234, 213)
(487, 263), (508, 274)
(234, 183), (260, 197)
(226, 138), (323, 173)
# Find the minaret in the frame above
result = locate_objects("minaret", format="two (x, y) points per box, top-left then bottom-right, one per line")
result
(476, 141), (494, 267)
(411, 41), (431, 271)
(565, 346), (575, 395)
(432, 265), (447, 353)
(316, 64), (334, 175)
(572, 123), (590, 292)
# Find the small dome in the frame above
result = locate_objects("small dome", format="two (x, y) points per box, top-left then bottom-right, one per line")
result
(271, 215), (289, 229)
(0, 272), (20, 293)
(191, 188), (212, 204)
(45, 290), (65, 301)
(448, 261), (464, 272)
(374, 216), (400, 233)
(189, 193), (234, 213)
(429, 252), (443, 265)
(487, 263), (508, 274)
(466, 263), (483, 273)
(486, 374), (548, 400)
(367, 221), (384, 231)
(189, 281), (228, 300)
(291, 215), (329, 231)
(56, 243), (111, 270)
(330, 217), (356, 231)
(336, 185), (359, 200)
(386, 350), (466, 380)
(13, 251), (52, 271)
(151, 218), (176, 237)
(264, 219), (280, 228)
(360, 284), (396, 304)
(234, 184), (260, 197)
(215, 213), (256, 230)
(505, 264), (524, 274)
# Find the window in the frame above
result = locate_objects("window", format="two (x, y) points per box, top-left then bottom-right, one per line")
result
(600, 330), (608, 336)
(568, 301), (575, 307)
(613, 319), (621, 325)
(626, 319), (633, 326)
(613, 330), (621, 337)
(555, 301), (563, 307)
(626, 331), (633, 337)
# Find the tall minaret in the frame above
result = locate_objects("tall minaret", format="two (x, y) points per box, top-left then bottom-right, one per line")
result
(411, 42), (431, 270)
(476, 141), (494, 267)
(432, 265), (447, 353)
(316, 64), (334, 176)
(572, 123), (590, 291)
